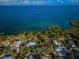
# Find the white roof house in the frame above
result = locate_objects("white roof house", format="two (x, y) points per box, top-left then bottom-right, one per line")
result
(26, 41), (36, 47)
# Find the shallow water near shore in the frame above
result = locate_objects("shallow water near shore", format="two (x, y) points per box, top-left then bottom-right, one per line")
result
(0, 5), (79, 34)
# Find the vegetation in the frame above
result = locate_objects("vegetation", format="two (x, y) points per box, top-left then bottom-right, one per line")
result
(70, 20), (79, 27)
(0, 21), (79, 59)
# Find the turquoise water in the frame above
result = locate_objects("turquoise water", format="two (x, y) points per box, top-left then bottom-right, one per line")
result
(0, 5), (79, 34)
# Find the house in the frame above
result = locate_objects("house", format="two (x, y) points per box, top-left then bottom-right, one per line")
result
(10, 39), (21, 47)
(26, 40), (36, 47)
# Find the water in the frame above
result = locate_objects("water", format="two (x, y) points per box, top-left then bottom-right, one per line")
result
(0, 5), (79, 34)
